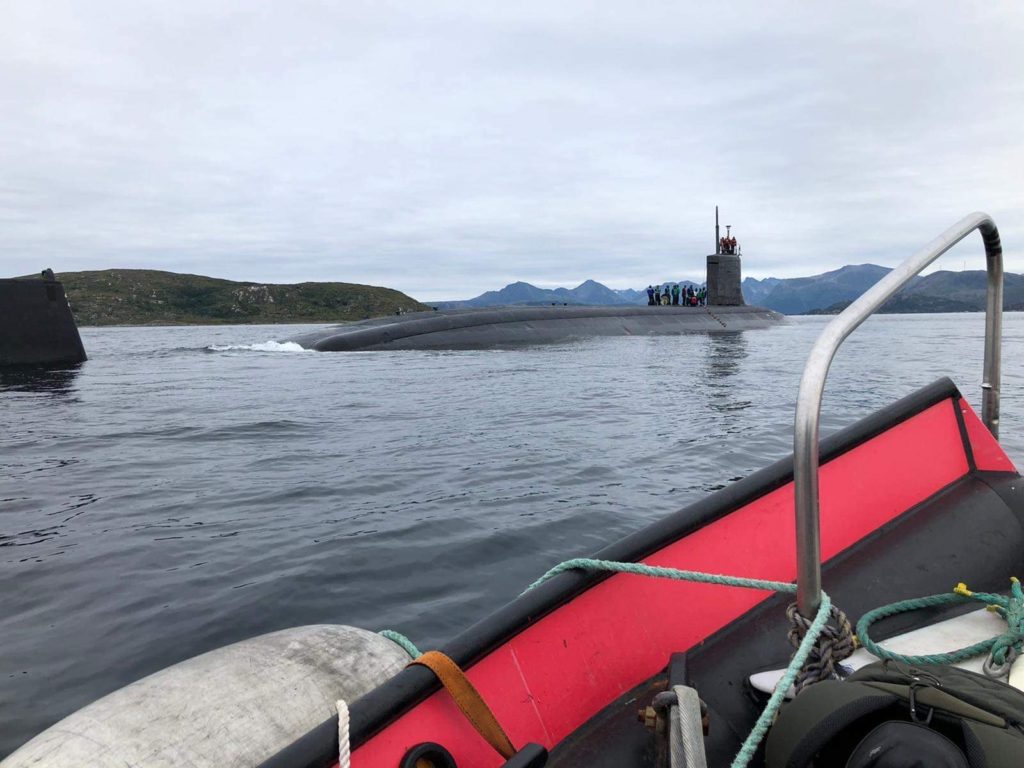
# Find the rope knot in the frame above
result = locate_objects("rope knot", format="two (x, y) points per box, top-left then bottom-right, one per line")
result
(990, 581), (1024, 667)
(786, 602), (856, 694)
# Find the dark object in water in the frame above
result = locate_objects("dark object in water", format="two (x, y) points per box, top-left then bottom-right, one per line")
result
(0, 271), (87, 365)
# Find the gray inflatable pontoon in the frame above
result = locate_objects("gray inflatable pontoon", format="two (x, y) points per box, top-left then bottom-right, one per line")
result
(285, 305), (783, 352)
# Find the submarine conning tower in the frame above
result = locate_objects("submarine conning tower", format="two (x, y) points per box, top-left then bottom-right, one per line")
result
(0, 269), (87, 365)
(706, 206), (745, 306)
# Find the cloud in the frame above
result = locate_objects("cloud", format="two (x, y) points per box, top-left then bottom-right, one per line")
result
(1, 1), (1021, 301)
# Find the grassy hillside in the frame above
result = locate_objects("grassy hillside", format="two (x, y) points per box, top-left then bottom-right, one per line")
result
(51, 269), (428, 326)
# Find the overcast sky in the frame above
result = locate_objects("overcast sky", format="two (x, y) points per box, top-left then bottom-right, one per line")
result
(2, 2), (1022, 301)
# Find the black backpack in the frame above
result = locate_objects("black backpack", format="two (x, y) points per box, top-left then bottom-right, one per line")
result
(765, 660), (1024, 767)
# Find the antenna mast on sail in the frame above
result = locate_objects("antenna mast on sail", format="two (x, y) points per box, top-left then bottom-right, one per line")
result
(715, 206), (720, 255)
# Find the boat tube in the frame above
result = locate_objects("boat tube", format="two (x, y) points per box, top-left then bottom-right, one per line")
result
(2, 626), (408, 768)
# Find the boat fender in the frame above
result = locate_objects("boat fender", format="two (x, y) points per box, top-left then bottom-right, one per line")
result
(1, 624), (409, 768)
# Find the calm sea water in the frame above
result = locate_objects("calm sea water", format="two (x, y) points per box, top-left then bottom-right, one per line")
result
(2, 313), (1022, 755)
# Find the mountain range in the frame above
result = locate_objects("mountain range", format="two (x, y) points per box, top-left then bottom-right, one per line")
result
(435, 278), (700, 310)
(438, 265), (1024, 315)
(30, 266), (1024, 326)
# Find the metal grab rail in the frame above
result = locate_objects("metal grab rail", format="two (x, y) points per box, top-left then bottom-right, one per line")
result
(794, 212), (1003, 617)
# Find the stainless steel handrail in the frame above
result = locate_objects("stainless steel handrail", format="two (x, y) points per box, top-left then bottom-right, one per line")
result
(794, 212), (1003, 617)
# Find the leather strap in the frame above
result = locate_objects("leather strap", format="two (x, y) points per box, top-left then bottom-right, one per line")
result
(409, 650), (517, 759)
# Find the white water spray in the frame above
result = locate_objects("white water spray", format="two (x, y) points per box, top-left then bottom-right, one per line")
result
(207, 341), (311, 353)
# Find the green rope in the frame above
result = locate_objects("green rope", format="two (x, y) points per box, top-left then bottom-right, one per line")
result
(525, 557), (832, 768)
(857, 577), (1024, 667)
(740, 591), (833, 768)
(379, 629), (421, 659)
(525, 557), (797, 595)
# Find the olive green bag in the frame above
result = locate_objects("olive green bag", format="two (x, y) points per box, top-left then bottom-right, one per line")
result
(765, 660), (1024, 767)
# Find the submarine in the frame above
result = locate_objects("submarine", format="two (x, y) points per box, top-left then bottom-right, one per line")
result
(286, 211), (782, 352)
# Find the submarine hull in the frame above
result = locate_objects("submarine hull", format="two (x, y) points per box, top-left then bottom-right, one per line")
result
(286, 305), (783, 352)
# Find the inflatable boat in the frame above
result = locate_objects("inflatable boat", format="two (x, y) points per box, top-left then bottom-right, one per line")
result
(5, 213), (1021, 768)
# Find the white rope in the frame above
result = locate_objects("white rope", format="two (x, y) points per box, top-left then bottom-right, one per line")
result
(337, 699), (350, 768)
(670, 685), (708, 768)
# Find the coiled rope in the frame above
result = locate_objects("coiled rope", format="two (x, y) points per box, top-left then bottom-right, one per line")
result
(786, 602), (856, 690)
(857, 577), (1024, 673)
